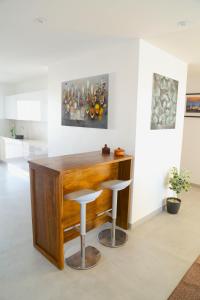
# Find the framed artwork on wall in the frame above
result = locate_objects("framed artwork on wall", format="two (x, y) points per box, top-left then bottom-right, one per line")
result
(185, 93), (200, 118)
(61, 74), (109, 129)
(150, 73), (179, 130)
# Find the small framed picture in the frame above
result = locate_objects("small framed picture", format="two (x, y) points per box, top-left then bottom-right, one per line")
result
(185, 93), (200, 117)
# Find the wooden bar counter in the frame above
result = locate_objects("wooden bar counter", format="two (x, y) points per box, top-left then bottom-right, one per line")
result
(29, 151), (133, 269)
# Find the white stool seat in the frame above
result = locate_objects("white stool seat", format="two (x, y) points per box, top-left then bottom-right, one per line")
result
(65, 189), (102, 204)
(101, 179), (132, 191)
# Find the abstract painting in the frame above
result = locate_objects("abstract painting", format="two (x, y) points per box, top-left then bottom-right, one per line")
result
(185, 94), (200, 117)
(151, 73), (179, 130)
(62, 74), (109, 128)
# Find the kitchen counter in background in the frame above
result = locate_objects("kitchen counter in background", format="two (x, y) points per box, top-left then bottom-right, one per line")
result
(0, 136), (48, 161)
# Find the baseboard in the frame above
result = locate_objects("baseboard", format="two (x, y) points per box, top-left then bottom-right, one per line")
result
(191, 183), (200, 188)
(128, 205), (165, 230)
(128, 184), (200, 230)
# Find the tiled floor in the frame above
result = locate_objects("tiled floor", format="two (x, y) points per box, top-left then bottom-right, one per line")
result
(0, 160), (200, 300)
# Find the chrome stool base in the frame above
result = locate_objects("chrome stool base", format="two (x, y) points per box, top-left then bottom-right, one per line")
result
(65, 246), (101, 270)
(98, 228), (128, 248)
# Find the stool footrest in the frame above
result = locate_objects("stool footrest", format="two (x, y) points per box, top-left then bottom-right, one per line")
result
(64, 223), (80, 233)
(96, 208), (112, 218)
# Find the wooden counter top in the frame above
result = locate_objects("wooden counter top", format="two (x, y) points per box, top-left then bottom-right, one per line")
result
(29, 151), (133, 269)
(29, 151), (133, 173)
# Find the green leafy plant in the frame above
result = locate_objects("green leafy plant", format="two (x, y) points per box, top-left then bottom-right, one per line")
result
(10, 126), (16, 138)
(168, 167), (191, 197)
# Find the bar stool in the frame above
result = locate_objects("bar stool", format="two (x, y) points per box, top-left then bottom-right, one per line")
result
(64, 189), (102, 270)
(98, 179), (132, 248)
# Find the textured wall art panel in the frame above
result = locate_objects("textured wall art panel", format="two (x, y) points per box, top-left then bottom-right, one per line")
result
(151, 73), (179, 130)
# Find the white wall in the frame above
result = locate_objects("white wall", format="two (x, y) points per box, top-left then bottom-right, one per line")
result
(9, 120), (48, 141)
(6, 76), (48, 141)
(48, 41), (139, 156)
(181, 72), (200, 184)
(0, 84), (15, 136)
(13, 76), (48, 93)
(186, 72), (200, 92)
(48, 39), (187, 224)
(132, 40), (187, 223)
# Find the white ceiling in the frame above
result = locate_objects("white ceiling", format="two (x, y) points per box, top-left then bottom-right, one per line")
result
(1, 0), (200, 82)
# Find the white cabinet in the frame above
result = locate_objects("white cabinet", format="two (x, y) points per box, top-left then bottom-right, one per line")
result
(4, 90), (47, 122)
(0, 137), (48, 161)
(4, 138), (24, 159)
(0, 137), (23, 160)
(17, 100), (41, 121)
(5, 95), (17, 120)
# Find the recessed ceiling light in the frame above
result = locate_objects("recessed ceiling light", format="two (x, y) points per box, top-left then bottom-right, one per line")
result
(177, 20), (191, 28)
(34, 17), (47, 25)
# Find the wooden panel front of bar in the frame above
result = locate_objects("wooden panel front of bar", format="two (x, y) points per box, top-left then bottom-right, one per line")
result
(29, 151), (133, 270)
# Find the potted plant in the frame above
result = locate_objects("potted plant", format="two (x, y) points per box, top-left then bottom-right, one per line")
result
(10, 126), (16, 138)
(167, 167), (191, 214)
